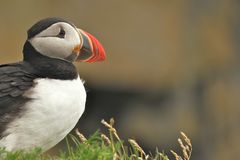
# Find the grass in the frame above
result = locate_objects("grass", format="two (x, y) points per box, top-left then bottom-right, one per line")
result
(0, 119), (192, 160)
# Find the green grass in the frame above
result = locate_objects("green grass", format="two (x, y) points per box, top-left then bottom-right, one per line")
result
(0, 119), (192, 160)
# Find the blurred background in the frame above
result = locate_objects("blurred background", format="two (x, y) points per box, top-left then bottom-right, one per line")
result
(0, 0), (239, 159)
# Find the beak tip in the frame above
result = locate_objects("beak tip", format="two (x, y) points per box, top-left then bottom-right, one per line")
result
(83, 31), (106, 63)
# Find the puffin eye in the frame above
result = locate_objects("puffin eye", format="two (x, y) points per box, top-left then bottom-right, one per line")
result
(57, 29), (65, 38)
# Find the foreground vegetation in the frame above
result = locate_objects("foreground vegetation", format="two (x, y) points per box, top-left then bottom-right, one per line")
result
(0, 119), (192, 160)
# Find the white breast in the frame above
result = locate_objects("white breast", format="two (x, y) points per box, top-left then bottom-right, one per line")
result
(0, 76), (86, 151)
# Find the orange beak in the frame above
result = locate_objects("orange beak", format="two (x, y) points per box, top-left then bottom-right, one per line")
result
(76, 29), (106, 62)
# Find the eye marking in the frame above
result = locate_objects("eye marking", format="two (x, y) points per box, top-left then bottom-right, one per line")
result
(57, 28), (65, 38)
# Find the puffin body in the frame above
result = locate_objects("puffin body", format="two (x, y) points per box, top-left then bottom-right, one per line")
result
(0, 18), (106, 151)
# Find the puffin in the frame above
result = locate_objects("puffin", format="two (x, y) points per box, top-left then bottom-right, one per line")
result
(0, 17), (106, 152)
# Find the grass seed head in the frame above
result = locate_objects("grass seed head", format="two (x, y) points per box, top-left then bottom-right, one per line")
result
(101, 134), (111, 145)
(180, 132), (192, 147)
(170, 150), (183, 160)
(171, 132), (192, 160)
(75, 129), (87, 144)
(128, 139), (146, 157)
(110, 118), (115, 126)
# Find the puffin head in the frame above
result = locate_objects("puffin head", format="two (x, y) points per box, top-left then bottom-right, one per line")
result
(24, 17), (106, 63)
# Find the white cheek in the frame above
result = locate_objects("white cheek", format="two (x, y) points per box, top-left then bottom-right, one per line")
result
(29, 22), (81, 60)
(30, 37), (73, 59)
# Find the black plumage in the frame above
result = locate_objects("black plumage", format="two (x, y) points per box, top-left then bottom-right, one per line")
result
(23, 41), (78, 80)
(0, 46), (77, 138)
(0, 15), (109, 152)
(0, 17), (86, 149)
(0, 41), (78, 138)
(0, 62), (36, 137)
(27, 17), (74, 39)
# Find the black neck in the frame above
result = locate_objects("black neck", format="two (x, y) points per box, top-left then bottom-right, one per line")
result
(23, 41), (78, 80)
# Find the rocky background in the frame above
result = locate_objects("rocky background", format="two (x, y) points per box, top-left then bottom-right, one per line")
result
(0, 1), (239, 159)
